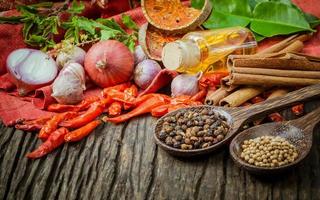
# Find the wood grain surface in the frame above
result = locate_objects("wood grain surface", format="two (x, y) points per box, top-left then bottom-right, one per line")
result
(1, 101), (320, 200)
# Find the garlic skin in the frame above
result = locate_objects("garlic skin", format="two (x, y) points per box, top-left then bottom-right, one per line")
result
(171, 73), (201, 97)
(56, 46), (86, 70)
(52, 62), (86, 104)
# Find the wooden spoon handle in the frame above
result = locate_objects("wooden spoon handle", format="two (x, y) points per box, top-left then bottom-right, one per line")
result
(235, 84), (320, 122)
(292, 106), (320, 131)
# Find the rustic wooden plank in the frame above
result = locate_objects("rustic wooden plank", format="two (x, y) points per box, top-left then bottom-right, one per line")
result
(0, 101), (320, 200)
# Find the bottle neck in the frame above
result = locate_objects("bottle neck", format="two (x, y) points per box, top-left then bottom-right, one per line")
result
(162, 40), (201, 71)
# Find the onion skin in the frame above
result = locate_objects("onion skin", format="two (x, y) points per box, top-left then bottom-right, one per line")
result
(56, 46), (86, 70)
(6, 48), (58, 96)
(134, 59), (161, 89)
(134, 45), (148, 65)
(171, 73), (200, 97)
(84, 40), (134, 88)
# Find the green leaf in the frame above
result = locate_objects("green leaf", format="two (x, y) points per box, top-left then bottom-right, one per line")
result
(76, 17), (97, 35)
(96, 18), (126, 33)
(250, 2), (313, 37)
(100, 30), (116, 41)
(121, 14), (139, 31)
(191, 0), (205, 9)
(28, 2), (54, 8)
(68, 0), (85, 15)
(203, 0), (251, 29)
(253, 32), (266, 41)
(0, 16), (24, 24)
(304, 13), (320, 28)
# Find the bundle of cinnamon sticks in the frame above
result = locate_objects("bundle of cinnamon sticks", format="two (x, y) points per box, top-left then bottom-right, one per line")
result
(205, 33), (316, 108)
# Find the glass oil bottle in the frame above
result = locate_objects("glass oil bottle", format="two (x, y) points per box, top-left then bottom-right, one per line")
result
(162, 26), (257, 74)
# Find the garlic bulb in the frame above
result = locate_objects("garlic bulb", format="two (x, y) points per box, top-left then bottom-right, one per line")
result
(52, 62), (86, 104)
(56, 46), (86, 70)
(171, 72), (202, 97)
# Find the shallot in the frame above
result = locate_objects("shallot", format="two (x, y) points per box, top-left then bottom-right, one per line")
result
(133, 59), (162, 89)
(56, 46), (86, 69)
(6, 48), (58, 96)
(84, 40), (134, 88)
(52, 63), (86, 104)
(171, 72), (202, 97)
(134, 45), (148, 65)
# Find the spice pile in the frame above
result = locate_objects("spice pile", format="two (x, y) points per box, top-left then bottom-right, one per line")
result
(240, 136), (299, 167)
(158, 108), (230, 150)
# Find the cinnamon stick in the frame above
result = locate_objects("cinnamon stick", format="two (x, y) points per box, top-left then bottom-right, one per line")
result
(230, 55), (320, 71)
(256, 33), (311, 55)
(219, 87), (265, 107)
(267, 88), (289, 99)
(278, 40), (304, 54)
(205, 87), (231, 105)
(232, 67), (320, 79)
(256, 34), (299, 55)
(230, 73), (320, 87)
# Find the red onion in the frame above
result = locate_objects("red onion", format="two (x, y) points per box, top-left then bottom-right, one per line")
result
(171, 72), (202, 97)
(134, 45), (148, 65)
(6, 48), (58, 96)
(133, 59), (162, 89)
(56, 46), (86, 70)
(84, 40), (134, 88)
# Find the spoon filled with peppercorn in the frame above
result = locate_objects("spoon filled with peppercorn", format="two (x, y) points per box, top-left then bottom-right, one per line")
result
(154, 84), (320, 157)
(229, 106), (320, 174)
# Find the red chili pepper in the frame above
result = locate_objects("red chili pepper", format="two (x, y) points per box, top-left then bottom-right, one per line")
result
(47, 96), (100, 112)
(38, 112), (78, 140)
(190, 89), (207, 102)
(7, 118), (25, 126)
(23, 117), (51, 125)
(60, 101), (105, 129)
(27, 127), (69, 159)
(15, 124), (43, 131)
(64, 120), (101, 142)
(134, 94), (171, 106)
(108, 102), (122, 116)
(292, 104), (304, 116)
(268, 113), (284, 122)
(104, 89), (137, 104)
(168, 104), (188, 113)
(124, 84), (138, 97)
(199, 72), (229, 88)
(104, 95), (170, 123)
(151, 105), (170, 117)
(13, 117), (51, 131)
(241, 102), (252, 107)
(123, 85), (139, 110)
(251, 96), (264, 104)
(101, 82), (132, 97)
(170, 95), (192, 105)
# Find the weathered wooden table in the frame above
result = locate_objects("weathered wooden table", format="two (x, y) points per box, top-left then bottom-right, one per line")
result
(1, 101), (320, 200)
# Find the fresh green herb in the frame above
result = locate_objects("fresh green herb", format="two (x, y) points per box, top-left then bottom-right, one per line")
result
(121, 14), (139, 31)
(0, 0), (138, 51)
(192, 0), (320, 40)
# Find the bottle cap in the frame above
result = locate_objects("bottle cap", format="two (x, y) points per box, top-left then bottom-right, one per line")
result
(162, 40), (200, 70)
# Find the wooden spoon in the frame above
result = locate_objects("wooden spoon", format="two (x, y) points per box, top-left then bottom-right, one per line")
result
(154, 84), (320, 157)
(229, 106), (320, 175)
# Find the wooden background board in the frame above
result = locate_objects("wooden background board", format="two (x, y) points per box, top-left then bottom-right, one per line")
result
(0, 101), (320, 200)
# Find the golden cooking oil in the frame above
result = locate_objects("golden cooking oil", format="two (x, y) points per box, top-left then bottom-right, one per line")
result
(162, 27), (257, 74)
